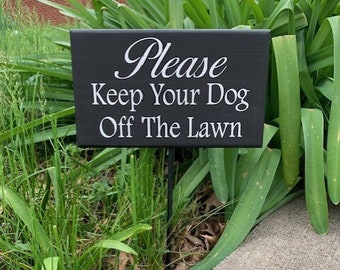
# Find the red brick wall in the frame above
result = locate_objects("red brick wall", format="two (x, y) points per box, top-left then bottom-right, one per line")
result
(20, 0), (92, 24)
(7, 0), (125, 25)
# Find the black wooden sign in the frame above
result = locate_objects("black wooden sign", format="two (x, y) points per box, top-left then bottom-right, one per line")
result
(70, 29), (270, 147)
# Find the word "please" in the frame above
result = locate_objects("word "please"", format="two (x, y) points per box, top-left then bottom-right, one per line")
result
(113, 37), (228, 79)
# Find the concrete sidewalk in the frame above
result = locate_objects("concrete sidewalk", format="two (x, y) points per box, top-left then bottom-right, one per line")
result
(215, 196), (340, 270)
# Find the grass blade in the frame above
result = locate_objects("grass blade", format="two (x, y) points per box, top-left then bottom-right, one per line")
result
(301, 108), (328, 234)
(272, 35), (301, 188)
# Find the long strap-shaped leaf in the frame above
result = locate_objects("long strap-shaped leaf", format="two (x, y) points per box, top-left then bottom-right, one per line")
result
(192, 147), (281, 269)
(168, 0), (184, 28)
(206, 0), (220, 28)
(245, 0), (264, 23)
(78, 224), (152, 268)
(272, 35), (301, 188)
(235, 124), (278, 197)
(326, 16), (340, 204)
(184, 0), (212, 28)
(224, 148), (238, 204)
(208, 148), (229, 203)
(0, 107), (75, 144)
(263, 0), (295, 34)
(301, 108), (328, 234)
(223, 0), (242, 27)
(0, 186), (54, 256)
(258, 0), (275, 17)
(127, 0), (166, 25)
(318, 0), (340, 24)
(173, 149), (209, 215)
(297, 31), (322, 109)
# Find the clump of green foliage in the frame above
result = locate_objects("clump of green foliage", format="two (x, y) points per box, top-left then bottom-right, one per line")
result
(1, 0), (340, 269)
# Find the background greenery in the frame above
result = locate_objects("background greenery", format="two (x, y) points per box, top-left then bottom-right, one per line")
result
(1, 0), (340, 269)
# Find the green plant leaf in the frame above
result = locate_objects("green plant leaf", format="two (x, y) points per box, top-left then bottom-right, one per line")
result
(42, 257), (59, 270)
(193, 148), (281, 269)
(223, 0), (242, 27)
(112, 224), (152, 242)
(132, 0), (166, 25)
(318, 0), (340, 24)
(260, 162), (292, 214)
(208, 148), (229, 203)
(270, 5), (308, 36)
(296, 30), (322, 109)
(245, 0), (264, 23)
(235, 124), (278, 197)
(206, 0), (220, 28)
(307, 19), (332, 54)
(79, 222), (151, 266)
(305, 0), (320, 50)
(0, 186), (53, 255)
(184, 0), (212, 28)
(224, 148), (238, 203)
(117, 5), (151, 28)
(94, 240), (137, 255)
(326, 16), (340, 204)
(173, 149), (209, 213)
(262, 0), (296, 34)
(272, 35), (301, 188)
(168, 0), (184, 28)
(0, 107), (75, 144)
(307, 45), (334, 72)
(48, 166), (64, 217)
(6, 63), (72, 81)
(301, 108), (328, 234)
(258, 0), (275, 17)
(29, 124), (76, 144)
(315, 77), (333, 101)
